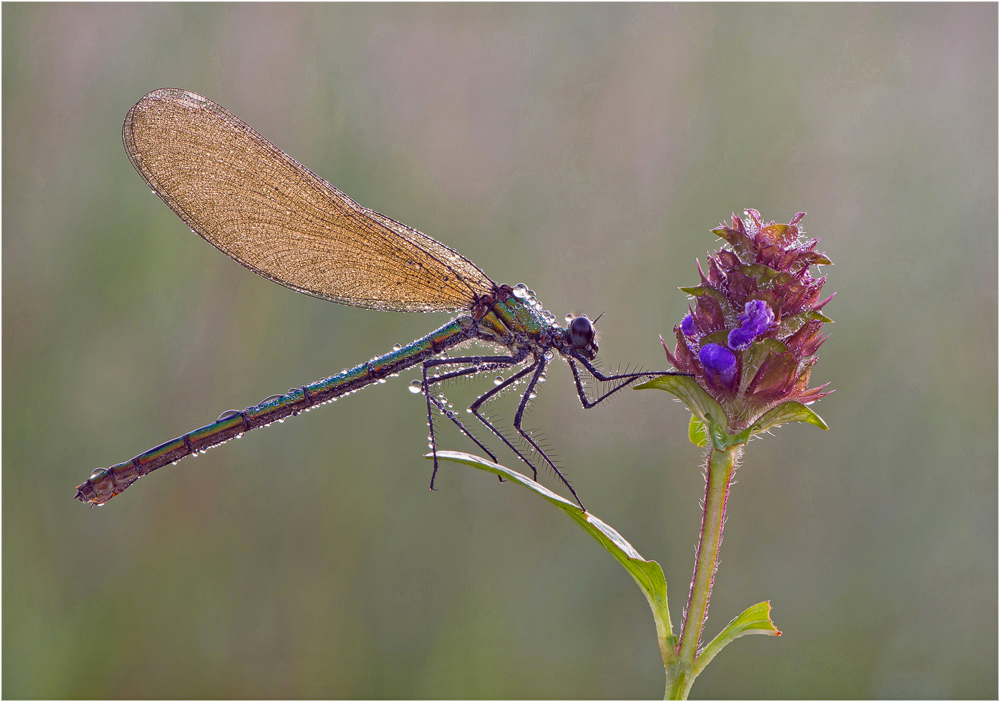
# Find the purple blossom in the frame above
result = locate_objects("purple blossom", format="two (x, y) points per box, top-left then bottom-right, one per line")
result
(728, 300), (775, 350)
(680, 313), (697, 337)
(699, 344), (737, 389)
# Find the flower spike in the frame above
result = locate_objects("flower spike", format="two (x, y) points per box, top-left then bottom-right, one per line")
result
(655, 211), (834, 437)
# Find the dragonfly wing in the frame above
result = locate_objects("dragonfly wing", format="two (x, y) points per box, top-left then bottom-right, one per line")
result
(122, 88), (496, 313)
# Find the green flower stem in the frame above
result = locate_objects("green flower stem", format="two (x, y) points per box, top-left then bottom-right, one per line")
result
(667, 443), (741, 699)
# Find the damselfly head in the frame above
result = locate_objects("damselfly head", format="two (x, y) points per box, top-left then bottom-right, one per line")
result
(567, 315), (599, 356)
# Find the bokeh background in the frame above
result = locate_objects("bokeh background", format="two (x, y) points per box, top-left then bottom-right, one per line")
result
(3, 3), (996, 699)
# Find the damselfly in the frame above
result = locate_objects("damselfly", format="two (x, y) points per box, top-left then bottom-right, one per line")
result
(75, 89), (680, 511)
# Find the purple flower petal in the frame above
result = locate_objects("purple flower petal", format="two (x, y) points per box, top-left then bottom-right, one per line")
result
(728, 300), (774, 350)
(680, 313), (697, 336)
(699, 343), (737, 388)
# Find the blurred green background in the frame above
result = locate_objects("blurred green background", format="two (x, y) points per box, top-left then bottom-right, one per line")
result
(3, 3), (996, 699)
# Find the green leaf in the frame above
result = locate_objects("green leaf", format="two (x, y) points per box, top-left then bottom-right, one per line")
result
(800, 251), (833, 267)
(635, 375), (726, 430)
(777, 309), (834, 334)
(678, 287), (727, 310)
(809, 309), (835, 324)
(738, 263), (782, 286)
(688, 415), (708, 447)
(636, 375), (758, 450)
(710, 226), (735, 243)
(738, 338), (788, 394)
(774, 310), (815, 337)
(430, 451), (676, 664)
(759, 223), (792, 245)
(694, 601), (781, 675)
(711, 226), (755, 261)
(750, 401), (829, 435)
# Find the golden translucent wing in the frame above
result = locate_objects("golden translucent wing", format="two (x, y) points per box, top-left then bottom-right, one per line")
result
(122, 89), (496, 312)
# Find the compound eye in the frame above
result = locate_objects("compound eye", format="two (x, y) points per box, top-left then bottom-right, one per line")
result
(569, 316), (596, 348)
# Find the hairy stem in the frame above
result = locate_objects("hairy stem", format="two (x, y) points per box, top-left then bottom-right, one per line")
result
(667, 444), (740, 699)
